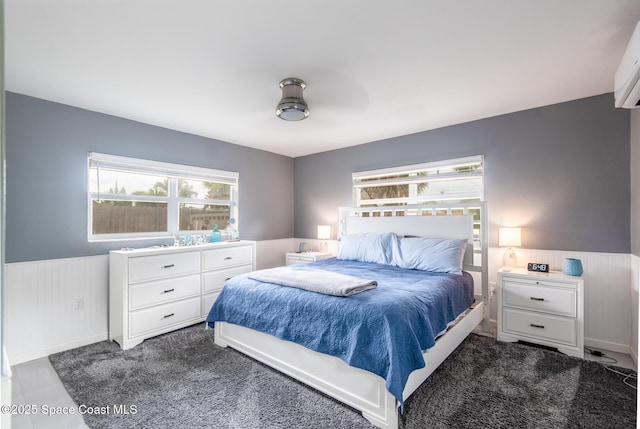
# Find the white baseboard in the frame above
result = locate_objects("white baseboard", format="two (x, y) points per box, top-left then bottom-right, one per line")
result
(9, 333), (108, 366)
(584, 337), (632, 355)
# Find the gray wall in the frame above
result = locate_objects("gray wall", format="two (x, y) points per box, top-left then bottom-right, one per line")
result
(5, 92), (294, 263)
(6, 92), (631, 262)
(294, 94), (631, 254)
(632, 109), (640, 257)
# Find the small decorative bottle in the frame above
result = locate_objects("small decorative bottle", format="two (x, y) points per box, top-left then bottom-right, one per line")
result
(210, 224), (221, 243)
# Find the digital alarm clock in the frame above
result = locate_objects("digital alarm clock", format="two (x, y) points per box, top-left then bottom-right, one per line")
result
(527, 263), (549, 273)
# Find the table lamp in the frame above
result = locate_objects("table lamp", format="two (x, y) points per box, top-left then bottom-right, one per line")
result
(318, 225), (331, 252)
(499, 227), (521, 271)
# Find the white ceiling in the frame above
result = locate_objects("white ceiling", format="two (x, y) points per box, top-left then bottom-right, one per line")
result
(5, 1), (640, 157)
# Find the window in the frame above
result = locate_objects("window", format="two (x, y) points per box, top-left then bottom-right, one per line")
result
(352, 156), (485, 263)
(88, 153), (238, 241)
(352, 155), (483, 208)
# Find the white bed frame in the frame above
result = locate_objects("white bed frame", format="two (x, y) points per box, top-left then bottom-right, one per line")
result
(215, 202), (488, 429)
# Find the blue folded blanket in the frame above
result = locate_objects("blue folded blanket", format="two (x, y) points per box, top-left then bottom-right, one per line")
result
(248, 266), (377, 296)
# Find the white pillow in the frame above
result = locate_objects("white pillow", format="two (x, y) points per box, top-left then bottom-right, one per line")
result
(397, 237), (468, 275)
(337, 232), (399, 265)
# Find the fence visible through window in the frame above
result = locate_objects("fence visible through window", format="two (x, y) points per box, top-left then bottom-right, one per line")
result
(88, 153), (238, 241)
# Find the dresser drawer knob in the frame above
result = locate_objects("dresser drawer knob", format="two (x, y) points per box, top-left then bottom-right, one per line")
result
(530, 323), (545, 329)
(163, 313), (175, 319)
(224, 256), (233, 260)
(163, 288), (175, 294)
(530, 297), (545, 301)
(162, 264), (175, 269)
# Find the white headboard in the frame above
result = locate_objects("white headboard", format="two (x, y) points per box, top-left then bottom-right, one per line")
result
(337, 202), (488, 320)
(344, 214), (475, 266)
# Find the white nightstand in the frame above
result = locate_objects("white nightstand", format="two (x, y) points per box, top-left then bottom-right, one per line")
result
(497, 267), (584, 358)
(286, 251), (333, 265)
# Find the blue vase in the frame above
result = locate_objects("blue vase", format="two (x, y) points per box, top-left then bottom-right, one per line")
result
(563, 258), (583, 276)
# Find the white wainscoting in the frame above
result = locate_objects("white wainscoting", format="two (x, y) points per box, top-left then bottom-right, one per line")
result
(5, 255), (110, 365)
(490, 248), (634, 356)
(255, 238), (295, 269)
(4, 240), (296, 365)
(4, 245), (637, 365)
(292, 238), (339, 256)
(631, 254), (639, 365)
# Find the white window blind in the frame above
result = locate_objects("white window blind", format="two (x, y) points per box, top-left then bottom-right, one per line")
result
(353, 155), (483, 207)
(89, 152), (238, 185)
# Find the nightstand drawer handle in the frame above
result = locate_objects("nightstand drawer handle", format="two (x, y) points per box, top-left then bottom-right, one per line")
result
(530, 297), (545, 301)
(163, 288), (175, 294)
(224, 256), (233, 260)
(162, 264), (175, 269)
(530, 323), (545, 329)
(225, 277), (232, 281)
(163, 313), (175, 319)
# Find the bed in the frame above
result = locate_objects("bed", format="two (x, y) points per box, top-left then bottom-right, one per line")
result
(207, 203), (488, 429)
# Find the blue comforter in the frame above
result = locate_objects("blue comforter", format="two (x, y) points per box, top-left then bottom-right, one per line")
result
(206, 258), (474, 407)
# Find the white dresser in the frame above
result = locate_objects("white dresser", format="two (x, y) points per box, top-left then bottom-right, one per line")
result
(110, 241), (256, 350)
(497, 268), (584, 358)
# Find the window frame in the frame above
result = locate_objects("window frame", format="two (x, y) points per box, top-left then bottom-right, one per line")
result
(352, 155), (484, 207)
(87, 152), (239, 242)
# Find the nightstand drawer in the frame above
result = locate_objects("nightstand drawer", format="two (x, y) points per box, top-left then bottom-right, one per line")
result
(202, 265), (252, 293)
(129, 297), (201, 338)
(287, 254), (317, 264)
(129, 252), (200, 284)
(502, 307), (577, 346)
(503, 281), (576, 317)
(286, 252), (333, 265)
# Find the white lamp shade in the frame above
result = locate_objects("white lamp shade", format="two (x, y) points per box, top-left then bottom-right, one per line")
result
(498, 227), (521, 247)
(317, 225), (331, 240)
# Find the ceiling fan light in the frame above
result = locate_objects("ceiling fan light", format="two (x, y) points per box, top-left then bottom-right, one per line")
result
(276, 78), (309, 121)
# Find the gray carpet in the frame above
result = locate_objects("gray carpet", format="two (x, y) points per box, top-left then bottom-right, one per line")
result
(49, 324), (636, 429)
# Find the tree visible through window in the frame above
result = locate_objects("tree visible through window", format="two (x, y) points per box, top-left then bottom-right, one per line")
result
(352, 156), (485, 255)
(353, 156), (483, 207)
(88, 153), (238, 241)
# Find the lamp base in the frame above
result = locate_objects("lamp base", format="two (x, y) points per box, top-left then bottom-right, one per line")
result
(502, 247), (517, 271)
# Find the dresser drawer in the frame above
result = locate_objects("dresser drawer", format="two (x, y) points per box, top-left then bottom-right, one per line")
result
(503, 281), (576, 317)
(129, 297), (201, 338)
(129, 274), (200, 310)
(202, 291), (221, 316)
(203, 246), (253, 270)
(202, 265), (252, 294)
(129, 252), (200, 284)
(502, 307), (577, 346)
